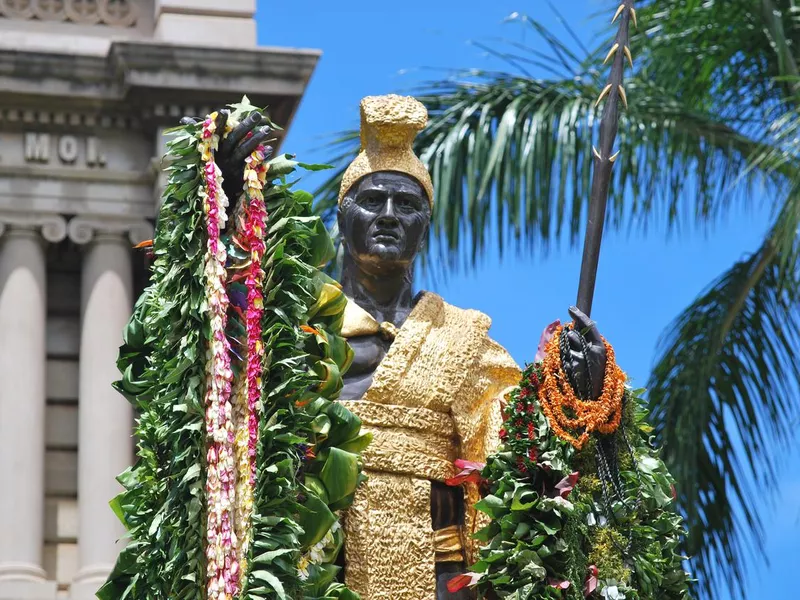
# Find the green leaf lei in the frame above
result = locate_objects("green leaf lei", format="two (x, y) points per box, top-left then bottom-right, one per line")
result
(470, 365), (694, 600)
(98, 105), (364, 600)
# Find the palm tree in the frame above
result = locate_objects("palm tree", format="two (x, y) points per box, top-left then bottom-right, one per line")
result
(313, 1), (800, 596)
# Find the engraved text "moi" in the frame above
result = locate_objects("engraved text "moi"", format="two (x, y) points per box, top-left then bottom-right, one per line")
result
(24, 133), (106, 167)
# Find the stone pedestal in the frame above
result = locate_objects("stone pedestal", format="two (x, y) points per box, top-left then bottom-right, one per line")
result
(0, 223), (62, 600)
(69, 228), (139, 600)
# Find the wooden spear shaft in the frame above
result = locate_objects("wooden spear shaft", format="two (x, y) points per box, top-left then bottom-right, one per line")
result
(575, 0), (637, 317)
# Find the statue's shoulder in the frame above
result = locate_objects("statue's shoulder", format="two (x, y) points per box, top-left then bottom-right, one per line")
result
(419, 291), (519, 375)
(417, 290), (492, 332)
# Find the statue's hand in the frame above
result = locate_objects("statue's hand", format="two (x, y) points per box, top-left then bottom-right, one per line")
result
(562, 306), (607, 400)
(179, 109), (273, 200)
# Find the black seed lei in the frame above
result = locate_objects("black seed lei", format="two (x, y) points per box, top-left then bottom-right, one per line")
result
(560, 326), (642, 555)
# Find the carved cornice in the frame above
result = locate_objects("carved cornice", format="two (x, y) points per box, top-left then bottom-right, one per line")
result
(67, 216), (153, 245)
(0, 0), (137, 27)
(0, 211), (68, 242)
(109, 42), (320, 95)
(0, 42), (319, 137)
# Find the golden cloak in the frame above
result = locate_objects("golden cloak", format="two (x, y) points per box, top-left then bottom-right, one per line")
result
(339, 292), (520, 600)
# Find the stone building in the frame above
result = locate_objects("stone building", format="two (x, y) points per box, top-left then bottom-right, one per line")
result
(0, 2), (318, 598)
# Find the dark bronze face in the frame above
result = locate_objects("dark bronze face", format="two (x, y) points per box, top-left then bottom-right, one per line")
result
(338, 172), (431, 275)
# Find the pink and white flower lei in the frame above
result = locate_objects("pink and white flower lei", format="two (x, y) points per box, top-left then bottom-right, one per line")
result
(242, 144), (269, 484)
(232, 373), (252, 582)
(199, 113), (239, 600)
(231, 143), (269, 584)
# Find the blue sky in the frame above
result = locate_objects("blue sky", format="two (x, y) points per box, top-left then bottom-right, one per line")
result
(257, 0), (797, 595)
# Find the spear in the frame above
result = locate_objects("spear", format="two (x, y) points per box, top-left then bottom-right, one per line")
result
(575, 0), (637, 317)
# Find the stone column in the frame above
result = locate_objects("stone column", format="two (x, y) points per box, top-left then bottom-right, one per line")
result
(67, 218), (152, 600)
(0, 214), (66, 600)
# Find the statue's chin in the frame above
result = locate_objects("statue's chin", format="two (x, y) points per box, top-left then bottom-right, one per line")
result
(365, 242), (404, 261)
(354, 245), (412, 274)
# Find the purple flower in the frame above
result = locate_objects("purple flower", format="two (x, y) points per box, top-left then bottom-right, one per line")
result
(535, 319), (561, 362)
(228, 288), (247, 309)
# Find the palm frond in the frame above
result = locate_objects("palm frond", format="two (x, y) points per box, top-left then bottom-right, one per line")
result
(312, 130), (358, 225)
(647, 196), (800, 597)
(314, 71), (779, 267)
(314, 3), (800, 265)
(425, 73), (787, 262)
(638, 0), (789, 113)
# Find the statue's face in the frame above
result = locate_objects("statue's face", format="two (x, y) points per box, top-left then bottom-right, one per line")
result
(338, 172), (431, 275)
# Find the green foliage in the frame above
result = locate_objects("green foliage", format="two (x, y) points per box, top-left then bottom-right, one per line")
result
(97, 125), (210, 600)
(99, 111), (363, 600)
(219, 153), (365, 600)
(471, 366), (691, 600)
(588, 529), (630, 584)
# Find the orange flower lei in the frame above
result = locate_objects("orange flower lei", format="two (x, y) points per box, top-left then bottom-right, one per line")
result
(539, 323), (626, 449)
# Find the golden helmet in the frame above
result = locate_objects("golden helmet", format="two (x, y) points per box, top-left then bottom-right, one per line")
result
(338, 94), (434, 207)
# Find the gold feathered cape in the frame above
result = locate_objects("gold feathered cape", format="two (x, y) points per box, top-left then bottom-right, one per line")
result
(339, 292), (520, 600)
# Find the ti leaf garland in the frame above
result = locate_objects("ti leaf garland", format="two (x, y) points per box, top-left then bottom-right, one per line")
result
(451, 362), (694, 600)
(98, 101), (364, 600)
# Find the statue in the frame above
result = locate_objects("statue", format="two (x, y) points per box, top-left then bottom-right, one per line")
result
(214, 94), (608, 600)
(104, 7), (691, 599)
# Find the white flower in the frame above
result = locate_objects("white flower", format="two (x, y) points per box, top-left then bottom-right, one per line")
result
(551, 496), (574, 511)
(601, 585), (625, 600)
(297, 556), (310, 581)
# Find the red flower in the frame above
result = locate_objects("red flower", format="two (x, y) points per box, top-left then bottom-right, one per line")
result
(529, 371), (540, 388)
(499, 428), (507, 441)
(528, 447), (538, 462)
(516, 402), (524, 412)
(446, 572), (481, 593)
(304, 445), (316, 461)
(554, 472), (580, 499)
(445, 459), (485, 487)
(519, 388), (530, 400)
(584, 565), (599, 597)
(526, 403), (535, 414)
(527, 422), (536, 439)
